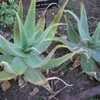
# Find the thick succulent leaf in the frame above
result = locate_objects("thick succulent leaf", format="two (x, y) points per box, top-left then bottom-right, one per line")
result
(23, 54), (42, 69)
(18, 0), (23, 21)
(11, 57), (27, 75)
(34, 40), (51, 53)
(86, 39), (100, 50)
(81, 55), (98, 77)
(37, 15), (45, 33)
(0, 71), (15, 81)
(34, 0), (69, 52)
(24, 68), (48, 86)
(67, 22), (80, 43)
(13, 19), (21, 47)
(37, 37), (78, 53)
(28, 15), (46, 48)
(35, 23), (67, 53)
(46, 0), (69, 39)
(90, 50), (100, 63)
(78, 2), (90, 41)
(93, 22), (100, 40)
(64, 10), (79, 23)
(28, 0), (69, 52)
(91, 22), (100, 46)
(64, 12), (80, 43)
(43, 53), (74, 69)
(81, 54), (100, 81)
(0, 35), (26, 57)
(13, 1), (24, 47)
(29, 45), (68, 69)
(14, 12), (27, 48)
(24, 0), (36, 37)
(0, 54), (14, 63)
(3, 57), (27, 75)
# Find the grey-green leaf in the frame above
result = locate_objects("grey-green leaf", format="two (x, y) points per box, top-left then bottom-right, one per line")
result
(0, 71), (15, 81)
(78, 3), (90, 41)
(43, 53), (74, 69)
(3, 57), (27, 75)
(81, 55), (97, 76)
(23, 54), (42, 69)
(0, 35), (26, 57)
(24, 68), (48, 86)
(24, 0), (36, 37)
(92, 22), (100, 42)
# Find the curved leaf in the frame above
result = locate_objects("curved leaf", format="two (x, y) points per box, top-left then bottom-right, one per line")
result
(2, 57), (27, 75)
(24, 0), (36, 37)
(24, 68), (48, 86)
(43, 53), (74, 69)
(0, 54), (14, 63)
(18, 0), (23, 21)
(23, 54), (42, 69)
(0, 35), (26, 57)
(35, 23), (68, 53)
(91, 50), (100, 63)
(80, 54), (99, 79)
(78, 2), (90, 41)
(0, 71), (15, 81)
(46, 0), (69, 39)
(91, 22), (100, 46)
(14, 12), (27, 48)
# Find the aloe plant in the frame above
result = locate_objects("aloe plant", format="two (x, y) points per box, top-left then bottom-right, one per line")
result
(63, 2), (100, 80)
(0, 0), (73, 86)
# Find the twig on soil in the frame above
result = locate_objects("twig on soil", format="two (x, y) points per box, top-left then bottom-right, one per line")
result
(47, 77), (73, 87)
(48, 85), (68, 100)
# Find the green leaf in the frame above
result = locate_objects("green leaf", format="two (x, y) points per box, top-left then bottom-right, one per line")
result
(23, 54), (42, 69)
(13, 0), (25, 47)
(37, 15), (45, 33)
(3, 57), (27, 75)
(78, 3), (90, 41)
(13, 18), (21, 47)
(81, 54), (100, 81)
(46, 0), (69, 39)
(11, 57), (27, 75)
(64, 10), (80, 43)
(91, 22), (100, 45)
(24, 0), (36, 37)
(25, 45), (68, 70)
(0, 54), (14, 63)
(0, 71), (15, 81)
(14, 12), (27, 48)
(28, 15), (46, 48)
(18, 0), (24, 21)
(43, 53), (74, 69)
(34, 38), (51, 53)
(94, 22), (100, 40)
(87, 38), (100, 50)
(24, 68), (48, 86)
(28, 0), (69, 52)
(67, 21), (80, 43)
(0, 35), (26, 57)
(81, 55), (98, 77)
(35, 23), (67, 53)
(91, 50), (100, 63)
(34, 0), (69, 52)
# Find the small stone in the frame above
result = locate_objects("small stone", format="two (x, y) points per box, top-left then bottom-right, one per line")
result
(18, 78), (26, 88)
(1, 81), (11, 92)
(29, 87), (39, 96)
